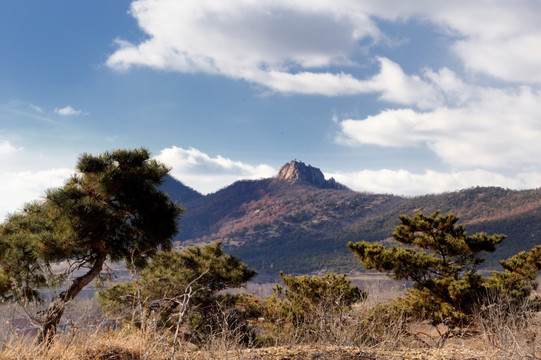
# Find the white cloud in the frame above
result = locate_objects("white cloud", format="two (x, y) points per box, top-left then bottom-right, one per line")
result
(430, 3), (541, 83)
(453, 35), (541, 83)
(55, 106), (87, 116)
(0, 168), (72, 221)
(366, 58), (441, 109)
(108, 0), (541, 97)
(327, 168), (541, 196)
(361, 0), (541, 84)
(254, 58), (441, 104)
(256, 71), (373, 96)
(0, 141), (75, 221)
(0, 140), (22, 155)
(337, 62), (541, 170)
(107, 0), (385, 96)
(154, 146), (276, 194)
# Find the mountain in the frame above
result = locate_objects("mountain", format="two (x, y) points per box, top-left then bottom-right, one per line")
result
(273, 160), (346, 189)
(167, 162), (541, 280)
(161, 175), (203, 204)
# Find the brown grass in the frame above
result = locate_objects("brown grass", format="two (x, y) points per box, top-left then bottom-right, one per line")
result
(1, 287), (540, 360)
(1, 315), (540, 360)
(0, 332), (506, 360)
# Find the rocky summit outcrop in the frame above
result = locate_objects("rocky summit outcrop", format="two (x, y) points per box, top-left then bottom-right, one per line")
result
(273, 160), (346, 189)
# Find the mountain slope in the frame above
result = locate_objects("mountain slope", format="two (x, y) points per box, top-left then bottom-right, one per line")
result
(325, 186), (541, 270)
(161, 175), (203, 204)
(168, 162), (541, 280)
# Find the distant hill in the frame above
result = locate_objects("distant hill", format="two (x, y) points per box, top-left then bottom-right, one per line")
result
(166, 161), (541, 280)
(161, 175), (203, 204)
(327, 186), (541, 271)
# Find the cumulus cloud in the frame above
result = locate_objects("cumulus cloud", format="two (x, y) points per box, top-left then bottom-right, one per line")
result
(327, 168), (541, 196)
(254, 57), (441, 104)
(428, 2), (541, 83)
(108, 1), (381, 70)
(366, 58), (442, 109)
(107, 0), (385, 96)
(55, 106), (87, 116)
(107, 0), (541, 96)
(154, 146), (276, 194)
(0, 168), (72, 221)
(336, 63), (541, 170)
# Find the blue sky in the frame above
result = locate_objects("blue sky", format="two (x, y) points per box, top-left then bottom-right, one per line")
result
(2, 0), (541, 219)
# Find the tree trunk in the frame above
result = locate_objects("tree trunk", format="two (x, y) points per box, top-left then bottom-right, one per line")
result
(39, 252), (107, 343)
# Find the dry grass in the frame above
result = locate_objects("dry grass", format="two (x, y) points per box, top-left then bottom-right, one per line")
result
(1, 287), (540, 360)
(0, 315), (540, 360)
(0, 331), (503, 360)
(1, 328), (161, 360)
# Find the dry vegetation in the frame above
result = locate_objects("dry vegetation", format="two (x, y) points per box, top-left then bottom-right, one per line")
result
(1, 284), (539, 360)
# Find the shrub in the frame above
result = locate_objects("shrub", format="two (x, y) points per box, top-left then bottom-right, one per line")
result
(262, 272), (366, 343)
(348, 211), (541, 327)
(98, 242), (256, 345)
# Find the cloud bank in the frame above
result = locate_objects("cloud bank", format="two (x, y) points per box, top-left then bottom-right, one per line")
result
(2, 142), (540, 222)
(337, 76), (541, 170)
(327, 169), (541, 196)
(154, 146), (276, 194)
(108, 1), (541, 93)
(0, 145), (277, 221)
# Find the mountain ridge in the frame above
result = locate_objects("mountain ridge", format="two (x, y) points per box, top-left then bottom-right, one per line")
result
(162, 161), (541, 280)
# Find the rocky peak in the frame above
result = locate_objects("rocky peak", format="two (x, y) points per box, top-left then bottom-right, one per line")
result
(274, 160), (346, 189)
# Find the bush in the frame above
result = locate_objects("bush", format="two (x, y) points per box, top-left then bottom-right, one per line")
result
(98, 242), (257, 345)
(348, 211), (541, 327)
(261, 272), (366, 343)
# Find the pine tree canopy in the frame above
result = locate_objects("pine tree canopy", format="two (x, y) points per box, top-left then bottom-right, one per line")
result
(0, 148), (183, 340)
(348, 211), (541, 325)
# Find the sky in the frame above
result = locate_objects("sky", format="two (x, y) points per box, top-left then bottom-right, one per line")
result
(2, 0), (541, 220)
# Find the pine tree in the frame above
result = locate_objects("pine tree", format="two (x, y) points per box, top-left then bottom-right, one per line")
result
(99, 242), (257, 343)
(263, 272), (365, 341)
(348, 211), (541, 325)
(0, 148), (182, 341)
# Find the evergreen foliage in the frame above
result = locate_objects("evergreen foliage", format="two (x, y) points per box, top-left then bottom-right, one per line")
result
(99, 242), (257, 343)
(348, 211), (541, 326)
(262, 272), (365, 341)
(0, 148), (182, 340)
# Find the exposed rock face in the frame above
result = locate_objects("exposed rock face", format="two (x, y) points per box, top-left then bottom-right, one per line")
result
(274, 160), (346, 189)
